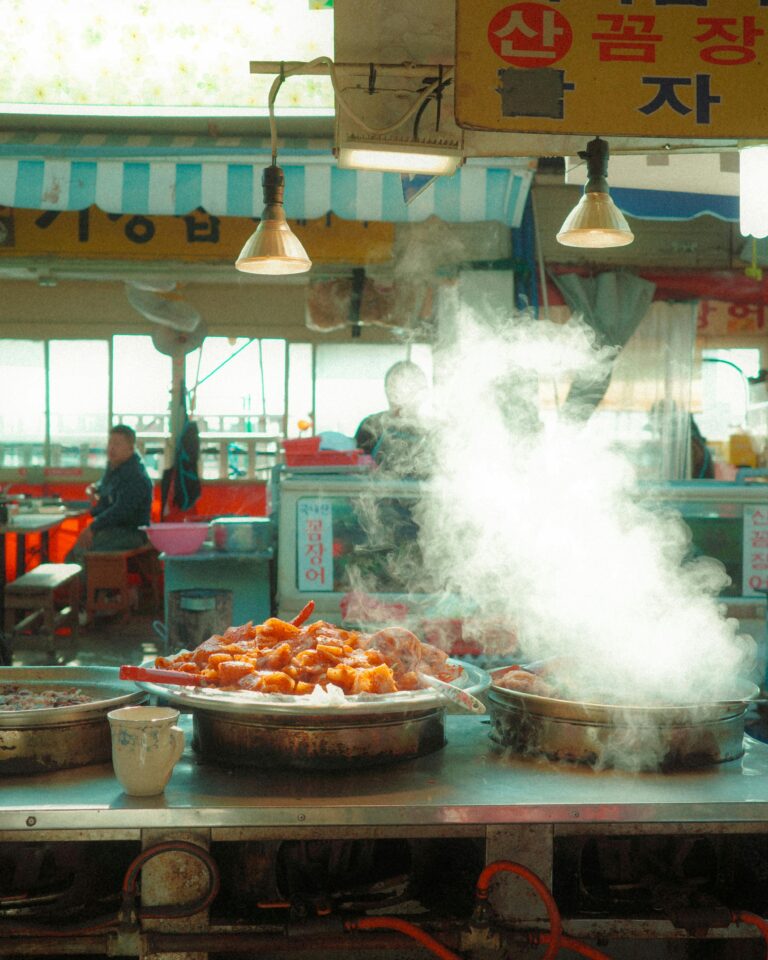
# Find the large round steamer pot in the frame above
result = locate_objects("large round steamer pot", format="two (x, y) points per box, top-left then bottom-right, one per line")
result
(0, 667), (146, 775)
(138, 661), (489, 770)
(487, 667), (759, 771)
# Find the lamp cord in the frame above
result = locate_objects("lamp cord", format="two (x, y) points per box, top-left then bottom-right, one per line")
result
(267, 56), (455, 162)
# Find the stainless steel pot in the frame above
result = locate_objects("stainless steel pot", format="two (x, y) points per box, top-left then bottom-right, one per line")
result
(192, 705), (446, 770)
(487, 668), (759, 771)
(0, 666), (146, 775)
(134, 661), (489, 770)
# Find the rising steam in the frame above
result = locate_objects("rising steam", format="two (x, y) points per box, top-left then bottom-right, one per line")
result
(413, 309), (756, 707)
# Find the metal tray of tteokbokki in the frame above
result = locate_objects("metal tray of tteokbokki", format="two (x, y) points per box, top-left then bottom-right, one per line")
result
(124, 609), (491, 718)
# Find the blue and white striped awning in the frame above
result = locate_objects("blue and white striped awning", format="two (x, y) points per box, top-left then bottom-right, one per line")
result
(0, 133), (535, 227)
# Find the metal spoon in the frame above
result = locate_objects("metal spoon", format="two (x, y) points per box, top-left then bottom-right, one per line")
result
(419, 673), (486, 714)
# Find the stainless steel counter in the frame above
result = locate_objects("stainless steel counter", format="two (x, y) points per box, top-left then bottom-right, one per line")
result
(5, 715), (768, 835)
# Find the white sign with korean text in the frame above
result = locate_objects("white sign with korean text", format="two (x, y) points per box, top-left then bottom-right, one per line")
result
(742, 504), (768, 596)
(297, 498), (334, 592)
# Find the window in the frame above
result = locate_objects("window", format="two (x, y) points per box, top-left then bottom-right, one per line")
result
(188, 338), (286, 429)
(0, 340), (45, 468)
(113, 335), (173, 476)
(699, 348), (761, 442)
(287, 343), (314, 438)
(314, 344), (433, 438)
(0, 334), (438, 479)
(49, 340), (110, 469)
(186, 337), (287, 479)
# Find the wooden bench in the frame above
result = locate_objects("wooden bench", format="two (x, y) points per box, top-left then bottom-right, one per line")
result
(85, 543), (162, 623)
(4, 563), (82, 659)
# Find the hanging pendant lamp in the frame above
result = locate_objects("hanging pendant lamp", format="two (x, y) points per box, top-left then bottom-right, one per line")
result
(557, 137), (634, 248)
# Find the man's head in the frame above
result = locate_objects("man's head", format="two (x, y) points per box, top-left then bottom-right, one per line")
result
(384, 361), (428, 415)
(107, 424), (137, 468)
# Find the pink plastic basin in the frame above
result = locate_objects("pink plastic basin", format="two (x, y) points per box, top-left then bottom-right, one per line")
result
(141, 523), (209, 555)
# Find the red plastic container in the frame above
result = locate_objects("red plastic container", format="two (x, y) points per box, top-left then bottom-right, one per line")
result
(282, 437), (322, 456)
(282, 437), (369, 467)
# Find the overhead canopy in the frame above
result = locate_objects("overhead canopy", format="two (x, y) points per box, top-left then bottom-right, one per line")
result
(611, 188), (738, 223)
(0, 134), (535, 227)
(566, 152), (740, 223)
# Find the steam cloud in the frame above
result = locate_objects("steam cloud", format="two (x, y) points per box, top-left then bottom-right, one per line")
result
(411, 308), (757, 708)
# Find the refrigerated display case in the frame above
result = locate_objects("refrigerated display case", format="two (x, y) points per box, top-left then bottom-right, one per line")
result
(641, 480), (768, 683)
(275, 469), (518, 662)
(276, 471), (428, 621)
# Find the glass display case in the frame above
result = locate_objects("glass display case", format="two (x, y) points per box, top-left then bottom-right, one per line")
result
(642, 481), (768, 598)
(276, 471), (430, 621)
(641, 480), (768, 683)
(274, 469), (520, 664)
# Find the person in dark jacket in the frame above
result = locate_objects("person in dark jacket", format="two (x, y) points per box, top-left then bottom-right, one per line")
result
(66, 424), (153, 564)
(354, 361), (431, 476)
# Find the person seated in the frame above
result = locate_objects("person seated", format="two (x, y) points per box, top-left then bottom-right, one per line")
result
(66, 424), (153, 564)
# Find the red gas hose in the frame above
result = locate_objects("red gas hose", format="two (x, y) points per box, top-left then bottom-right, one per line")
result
(345, 916), (462, 960)
(476, 860), (563, 960)
(538, 931), (614, 960)
(122, 840), (221, 919)
(732, 910), (768, 956)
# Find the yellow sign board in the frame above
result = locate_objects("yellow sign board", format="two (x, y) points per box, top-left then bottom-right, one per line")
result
(456, 0), (768, 137)
(0, 206), (393, 265)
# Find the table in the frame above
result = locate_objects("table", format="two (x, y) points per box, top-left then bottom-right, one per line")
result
(6, 715), (768, 830)
(0, 511), (86, 624)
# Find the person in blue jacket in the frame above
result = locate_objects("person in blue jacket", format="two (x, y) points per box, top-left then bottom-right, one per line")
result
(67, 424), (153, 564)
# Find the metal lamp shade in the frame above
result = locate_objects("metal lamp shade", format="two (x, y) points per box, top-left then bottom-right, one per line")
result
(235, 206), (312, 275)
(235, 164), (312, 275)
(557, 191), (634, 248)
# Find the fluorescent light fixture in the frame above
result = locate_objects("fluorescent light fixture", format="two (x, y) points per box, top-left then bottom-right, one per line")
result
(740, 145), (768, 238)
(557, 137), (634, 248)
(235, 164), (311, 275)
(337, 140), (462, 176)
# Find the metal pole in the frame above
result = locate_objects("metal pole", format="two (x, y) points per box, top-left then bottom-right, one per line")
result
(249, 60), (454, 77)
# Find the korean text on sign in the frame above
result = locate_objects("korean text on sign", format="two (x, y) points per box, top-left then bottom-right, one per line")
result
(297, 499), (334, 593)
(456, 0), (768, 138)
(742, 504), (768, 596)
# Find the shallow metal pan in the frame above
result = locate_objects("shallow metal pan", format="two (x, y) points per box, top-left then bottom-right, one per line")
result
(134, 660), (489, 717)
(0, 666), (146, 775)
(487, 668), (759, 771)
(488, 670), (760, 725)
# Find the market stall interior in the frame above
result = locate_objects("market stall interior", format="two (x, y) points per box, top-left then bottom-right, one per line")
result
(7, 1), (768, 959)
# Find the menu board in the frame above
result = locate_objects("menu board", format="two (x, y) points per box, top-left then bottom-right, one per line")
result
(297, 498), (334, 592)
(742, 504), (768, 596)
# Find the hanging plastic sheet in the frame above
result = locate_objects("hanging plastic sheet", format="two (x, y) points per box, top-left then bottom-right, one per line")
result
(161, 382), (201, 517)
(552, 271), (656, 420)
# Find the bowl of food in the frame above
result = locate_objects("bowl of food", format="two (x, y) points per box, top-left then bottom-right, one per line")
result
(141, 522), (210, 556)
